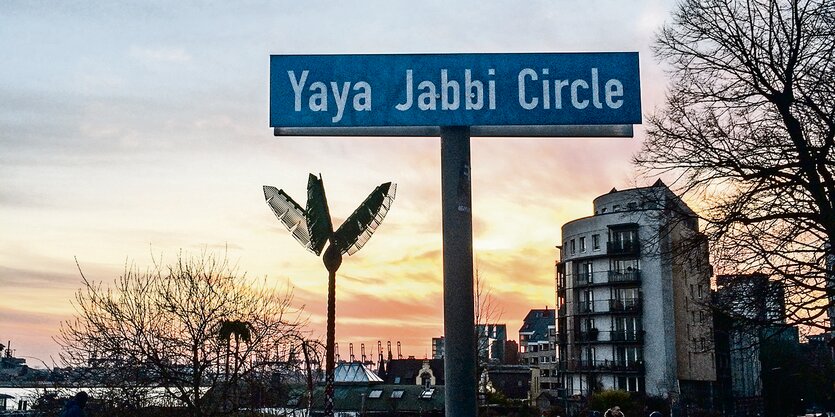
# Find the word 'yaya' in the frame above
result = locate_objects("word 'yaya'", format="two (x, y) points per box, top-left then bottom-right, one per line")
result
(288, 70), (371, 123)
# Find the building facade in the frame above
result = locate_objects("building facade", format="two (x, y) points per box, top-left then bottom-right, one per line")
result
(519, 308), (558, 399)
(556, 181), (716, 398)
(713, 273), (788, 415)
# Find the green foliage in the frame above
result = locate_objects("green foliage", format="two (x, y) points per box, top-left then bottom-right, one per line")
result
(588, 390), (639, 417)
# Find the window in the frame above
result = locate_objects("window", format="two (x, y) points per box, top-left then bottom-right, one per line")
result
(578, 262), (593, 284)
(391, 390), (405, 399)
(580, 290), (594, 313)
(580, 237), (586, 252)
(616, 346), (642, 365)
(394, 376), (401, 384)
(592, 234), (600, 250)
(581, 317), (595, 332)
(570, 239), (576, 254)
(614, 317), (641, 340)
(368, 389), (383, 399)
(584, 347), (596, 364)
(611, 258), (639, 273)
(611, 229), (638, 246)
(419, 388), (435, 399)
(421, 372), (432, 387)
(613, 287), (639, 310)
(617, 376), (640, 392)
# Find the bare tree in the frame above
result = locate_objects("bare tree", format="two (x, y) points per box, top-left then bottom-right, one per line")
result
(474, 269), (504, 375)
(635, 0), (835, 331)
(56, 252), (303, 417)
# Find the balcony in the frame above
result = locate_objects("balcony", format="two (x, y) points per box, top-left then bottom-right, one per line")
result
(608, 269), (641, 284)
(576, 271), (593, 286)
(610, 330), (645, 343)
(609, 297), (642, 313)
(577, 301), (594, 314)
(575, 328), (599, 342)
(571, 330), (644, 344)
(607, 240), (640, 256)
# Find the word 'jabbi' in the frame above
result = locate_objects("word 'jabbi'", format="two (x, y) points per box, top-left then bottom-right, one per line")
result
(395, 69), (497, 112)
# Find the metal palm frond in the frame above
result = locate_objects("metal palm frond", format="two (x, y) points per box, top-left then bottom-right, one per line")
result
(333, 182), (397, 256)
(263, 185), (313, 252)
(306, 174), (334, 256)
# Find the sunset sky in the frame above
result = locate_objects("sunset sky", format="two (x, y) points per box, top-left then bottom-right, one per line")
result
(1, 0), (678, 364)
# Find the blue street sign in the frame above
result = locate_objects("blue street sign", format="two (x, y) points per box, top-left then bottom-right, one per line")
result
(270, 53), (641, 128)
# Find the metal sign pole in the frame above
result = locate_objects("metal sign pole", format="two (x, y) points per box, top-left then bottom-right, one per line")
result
(440, 126), (477, 417)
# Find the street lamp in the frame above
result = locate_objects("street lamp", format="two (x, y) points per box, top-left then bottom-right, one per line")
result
(263, 174), (396, 417)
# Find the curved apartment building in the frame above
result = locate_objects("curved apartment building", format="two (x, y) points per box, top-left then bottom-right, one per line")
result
(556, 181), (716, 398)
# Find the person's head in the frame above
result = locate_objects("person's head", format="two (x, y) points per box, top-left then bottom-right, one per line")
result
(74, 391), (89, 408)
(613, 407), (623, 416)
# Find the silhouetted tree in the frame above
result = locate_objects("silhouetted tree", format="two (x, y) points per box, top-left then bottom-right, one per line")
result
(635, 0), (835, 332)
(57, 252), (303, 417)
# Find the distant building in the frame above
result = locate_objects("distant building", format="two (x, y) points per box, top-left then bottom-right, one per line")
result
(334, 361), (384, 384)
(481, 364), (531, 401)
(556, 181), (716, 400)
(302, 361), (444, 416)
(431, 337), (445, 360)
(308, 384), (444, 416)
(519, 308), (558, 399)
(503, 340), (519, 365)
(477, 324), (507, 364)
(385, 358), (444, 387)
(714, 273), (788, 415)
(433, 324), (507, 364)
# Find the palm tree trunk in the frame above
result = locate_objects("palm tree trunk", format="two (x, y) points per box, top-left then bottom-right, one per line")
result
(322, 243), (342, 417)
(325, 268), (336, 417)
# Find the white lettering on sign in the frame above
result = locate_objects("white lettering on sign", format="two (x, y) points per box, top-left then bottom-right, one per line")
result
(396, 69), (497, 112)
(287, 70), (371, 123)
(517, 68), (624, 110)
(284, 66), (628, 124)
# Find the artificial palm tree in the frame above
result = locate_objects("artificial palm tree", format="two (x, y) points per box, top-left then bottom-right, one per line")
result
(263, 174), (396, 417)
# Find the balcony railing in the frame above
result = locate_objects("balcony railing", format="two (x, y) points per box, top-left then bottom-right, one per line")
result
(609, 297), (642, 313)
(561, 359), (644, 373)
(577, 301), (594, 313)
(607, 240), (640, 255)
(572, 330), (644, 343)
(610, 330), (645, 342)
(608, 270), (641, 283)
(571, 298), (642, 316)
